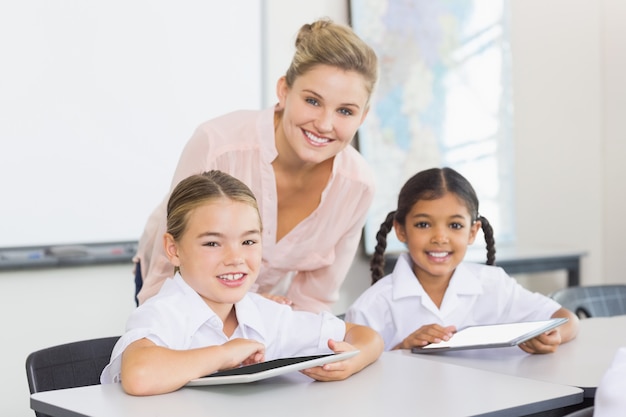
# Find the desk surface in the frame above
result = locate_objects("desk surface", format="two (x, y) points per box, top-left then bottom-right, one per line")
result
(31, 350), (582, 417)
(406, 315), (626, 398)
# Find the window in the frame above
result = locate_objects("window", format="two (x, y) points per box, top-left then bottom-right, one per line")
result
(350, 0), (514, 254)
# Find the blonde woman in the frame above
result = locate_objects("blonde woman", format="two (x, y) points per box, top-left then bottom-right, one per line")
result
(135, 18), (379, 313)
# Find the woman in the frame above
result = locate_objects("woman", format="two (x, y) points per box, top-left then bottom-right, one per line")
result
(134, 18), (379, 313)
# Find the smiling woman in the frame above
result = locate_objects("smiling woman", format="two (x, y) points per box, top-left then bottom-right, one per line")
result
(134, 18), (380, 314)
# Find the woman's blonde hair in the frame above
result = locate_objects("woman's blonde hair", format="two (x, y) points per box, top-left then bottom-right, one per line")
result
(285, 18), (378, 101)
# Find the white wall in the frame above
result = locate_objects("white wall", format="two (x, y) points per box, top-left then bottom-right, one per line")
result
(261, 0), (348, 106)
(602, 0), (626, 285)
(0, 1), (262, 248)
(510, 0), (623, 290)
(511, 0), (604, 289)
(2, 1), (624, 416)
(1, 265), (135, 417)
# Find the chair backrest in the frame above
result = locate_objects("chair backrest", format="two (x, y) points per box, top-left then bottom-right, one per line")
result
(25, 336), (119, 417)
(563, 405), (594, 417)
(549, 284), (626, 319)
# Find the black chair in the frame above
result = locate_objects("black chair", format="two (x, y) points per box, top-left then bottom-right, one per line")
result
(26, 336), (119, 417)
(549, 284), (626, 319)
(562, 405), (594, 417)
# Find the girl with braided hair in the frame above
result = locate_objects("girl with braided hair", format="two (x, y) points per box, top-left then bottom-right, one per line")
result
(346, 167), (578, 353)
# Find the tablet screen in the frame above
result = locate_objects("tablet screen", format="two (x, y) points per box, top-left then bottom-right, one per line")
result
(412, 318), (568, 353)
(205, 354), (336, 377)
(186, 350), (359, 386)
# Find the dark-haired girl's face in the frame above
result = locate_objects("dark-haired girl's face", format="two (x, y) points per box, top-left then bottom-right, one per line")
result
(394, 192), (480, 285)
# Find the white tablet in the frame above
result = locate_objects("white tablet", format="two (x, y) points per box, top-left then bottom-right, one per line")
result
(186, 350), (360, 386)
(411, 318), (568, 354)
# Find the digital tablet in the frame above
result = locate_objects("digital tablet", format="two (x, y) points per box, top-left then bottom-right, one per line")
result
(186, 350), (360, 386)
(411, 318), (568, 354)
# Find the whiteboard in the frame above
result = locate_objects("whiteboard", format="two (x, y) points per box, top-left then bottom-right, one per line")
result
(0, 1), (263, 248)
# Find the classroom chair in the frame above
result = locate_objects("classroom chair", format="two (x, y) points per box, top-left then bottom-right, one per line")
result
(25, 336), (119, 417)
(549, 284), (626, 319)
(562, 405), (594, 417)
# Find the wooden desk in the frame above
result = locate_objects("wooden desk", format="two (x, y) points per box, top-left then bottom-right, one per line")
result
(31, 350), (582, 417)
(385, 246), (587, 287)
(405, 315), (626, 398)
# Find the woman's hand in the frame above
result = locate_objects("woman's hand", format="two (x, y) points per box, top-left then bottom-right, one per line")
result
(393, 324), (457, 350)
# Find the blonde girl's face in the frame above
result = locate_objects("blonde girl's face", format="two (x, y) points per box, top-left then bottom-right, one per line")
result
(394, 192), (481, 284)
(164, 198), (262, 310)
(275, 64), (370, 166)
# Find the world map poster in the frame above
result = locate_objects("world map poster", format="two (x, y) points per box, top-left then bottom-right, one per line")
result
(350, 0), (514, 254)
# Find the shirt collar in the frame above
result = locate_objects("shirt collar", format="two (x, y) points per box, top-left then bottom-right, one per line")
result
(233, 294), (269, 341)
(447, 263), (483, 295)
(262, 106), (278, 163)
(171, 274), (218, 333)
(391, 253), (425, 300)
(391, 253), (483, 300)
(171, 274), (268, 341)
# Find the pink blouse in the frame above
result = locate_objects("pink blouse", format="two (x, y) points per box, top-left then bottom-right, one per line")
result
(135, 107), (375, 313)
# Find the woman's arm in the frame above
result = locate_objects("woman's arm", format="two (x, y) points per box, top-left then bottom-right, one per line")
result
(120, 338), (265, 396)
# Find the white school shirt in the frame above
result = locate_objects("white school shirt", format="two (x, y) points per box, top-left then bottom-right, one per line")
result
(101, 273), (346, 383)
(594, 347), (626, 417)
(345, 253), (561, 351)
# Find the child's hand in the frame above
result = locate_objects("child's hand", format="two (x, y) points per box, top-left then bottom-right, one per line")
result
(299, 339), (358, 382)
(394, 324), (457, 350)
(518, 329), (562, 354)
(218, 339), (265, 370)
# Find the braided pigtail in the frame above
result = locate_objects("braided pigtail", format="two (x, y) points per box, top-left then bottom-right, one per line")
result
(370, 211), (396, 284)
(478, 215), (496, 265)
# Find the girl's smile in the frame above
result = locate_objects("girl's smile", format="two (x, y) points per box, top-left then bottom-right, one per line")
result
(394, 192), (481, 285)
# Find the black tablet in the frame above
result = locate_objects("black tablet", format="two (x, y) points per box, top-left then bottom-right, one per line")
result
(186, 350), (359, 386)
